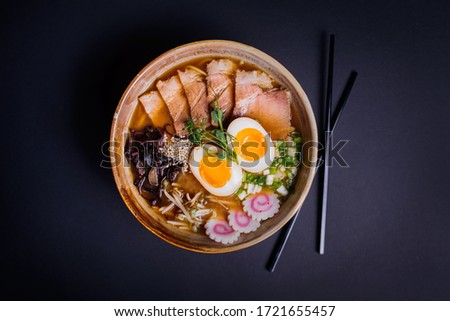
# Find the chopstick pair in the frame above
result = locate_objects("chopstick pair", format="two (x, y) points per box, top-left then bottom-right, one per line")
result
(267, 35), (357, 272)
(319, 35), (359, 255)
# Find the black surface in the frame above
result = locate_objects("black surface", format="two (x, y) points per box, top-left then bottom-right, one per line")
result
(1, 0), (449, 300)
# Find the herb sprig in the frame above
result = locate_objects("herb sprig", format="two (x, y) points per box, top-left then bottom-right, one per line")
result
(184, 99), (237, 162)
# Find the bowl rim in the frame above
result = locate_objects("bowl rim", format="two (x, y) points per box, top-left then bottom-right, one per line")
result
(110, 39), (318, 253)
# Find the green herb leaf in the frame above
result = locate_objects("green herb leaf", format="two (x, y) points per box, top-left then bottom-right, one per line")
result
(217, 150), (227, 160)
(211, 108), (220, 124)
(212, 129), (225, 142)
(183, 102), (237, 162)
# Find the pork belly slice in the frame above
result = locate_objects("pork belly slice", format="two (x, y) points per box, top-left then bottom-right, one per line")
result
(233, 70), (273, 117)
(206, 59), (237, 126)
(156, 75), (190, 135)
(177, 68), (209, 126)
(138, 91), (174, 131)
(243, 89), (294, 140)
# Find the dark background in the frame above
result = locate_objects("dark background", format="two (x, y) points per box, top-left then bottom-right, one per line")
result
(1, 0), (449, 300)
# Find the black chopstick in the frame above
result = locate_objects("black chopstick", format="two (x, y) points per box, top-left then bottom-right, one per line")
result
(266, 204), (301, 273)
(266, 67), (357, 271)
(319, 34), (335, 255)
(331, 71), (358, 133)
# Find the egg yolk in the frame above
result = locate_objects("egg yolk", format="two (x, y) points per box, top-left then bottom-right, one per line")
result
(234, 128), (267, 162)
(199, 155), (232, 188)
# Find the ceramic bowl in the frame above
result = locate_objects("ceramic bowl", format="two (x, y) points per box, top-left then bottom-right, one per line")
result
(110, 40), (318, 253)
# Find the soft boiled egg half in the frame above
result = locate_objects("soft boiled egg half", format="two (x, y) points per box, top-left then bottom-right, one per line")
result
(227, 117), (275, 173)
(189, 145), (243, 196)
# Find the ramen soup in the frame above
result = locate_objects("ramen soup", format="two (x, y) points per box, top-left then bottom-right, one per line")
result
(125, 58), (303, 244)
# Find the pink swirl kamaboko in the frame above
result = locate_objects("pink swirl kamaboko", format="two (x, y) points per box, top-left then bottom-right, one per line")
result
(204, 219), (240, 245)
(228, 209), (260, 233)
(242, 192), (280, 222)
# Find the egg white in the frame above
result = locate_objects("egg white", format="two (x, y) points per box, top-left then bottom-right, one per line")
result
(189, 145), (243, 197)
(227, 117), (275, 173)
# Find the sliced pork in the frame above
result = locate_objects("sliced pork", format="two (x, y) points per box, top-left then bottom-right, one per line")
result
(233, 69), (293, 139)
(206, 59), (237, 126)
(233, 70), (273, 117)
(244, 89), (294, 140)
(138, 91), (174, 132)
(156, 75), (190, 135)
(178, 68), (209, 126)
